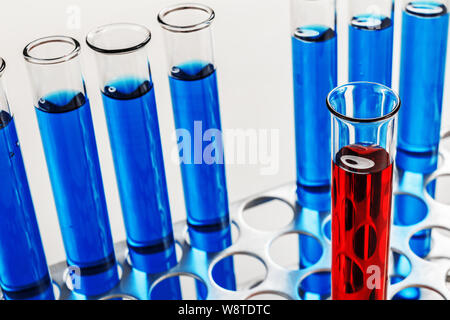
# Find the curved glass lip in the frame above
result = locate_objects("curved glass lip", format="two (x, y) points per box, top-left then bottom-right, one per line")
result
(0, 57), (5, 76)
(326, 81), (401, 124)
(23, 36), (81, 65)
(86, 23), (151, 54)
(157, 3), (215, 33)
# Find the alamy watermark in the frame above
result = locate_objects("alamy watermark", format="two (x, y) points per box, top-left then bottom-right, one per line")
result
(171, 121), (280, 176)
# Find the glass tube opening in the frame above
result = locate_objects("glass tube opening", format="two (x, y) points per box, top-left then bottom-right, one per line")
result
(86, 23), (151, 54)
(23, 36), (80, 65)
(158, 3), (215, 33)
(327, 82), (400, 124)
(404, 0), (448, 17)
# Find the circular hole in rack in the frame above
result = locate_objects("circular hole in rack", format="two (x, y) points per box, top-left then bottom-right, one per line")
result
(426, 174), (450, 205)
(269, 232), (323, 270)
(393, 193), (429, 226)
(246, 291), (291, 300)
(150, 273), (208, 300)
(211, 253), (267, 291)
(392, 286), (446, 300)
(390, 251), (412, 284)
(242, 197), (294, 231)
(184, 221), (240, 248)
(409, 227), (450, 259)
(298, 271), (331, 300)
(100, 293), (138, 300)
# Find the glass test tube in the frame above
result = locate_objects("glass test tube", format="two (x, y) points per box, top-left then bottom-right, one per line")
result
(328, 82), (400, 300)
(291, 0), (336, 300)
(23, 36), (119, 296)
(0, 58), (54, 300)
(395, 0), (449, 259)
(158, 3), (236, 294)
(86, 23), (178, 274)
(158, 3), (231, 249)
(348, 0), (394, 86)
(291, 0), (337, 199)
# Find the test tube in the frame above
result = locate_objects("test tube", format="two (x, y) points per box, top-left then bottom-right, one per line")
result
(158, 3), (231, 249)
(86, 23), (178, 273)
(23, 36), (119, 297)
(395, 0), (449, 259)
(0, 58), (54, 300)
(348, 0), (394, 86)
(291, 0), (336, 300)
(158, 3), (236, 294)
(327, 82), (400, 300)
(291, 0), (337, 196)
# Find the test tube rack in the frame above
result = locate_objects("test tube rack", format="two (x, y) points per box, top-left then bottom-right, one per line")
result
(6, 138), (450, 301)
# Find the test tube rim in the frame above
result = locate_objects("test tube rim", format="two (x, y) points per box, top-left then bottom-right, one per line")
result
(0, 58), (5, 76)
(23, 35), (81, 65)
(326, 81), (401, 124)
(157, 2), (215, 33)
(85, 23), (152, 55)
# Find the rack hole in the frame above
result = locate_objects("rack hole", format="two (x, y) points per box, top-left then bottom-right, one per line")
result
(269, 232), (323, 270)
(150, 274), (207, 300)
(392, 287), (446, 300)
(243, 198), (294, 231)
(393, 194), (428, 226)
(246, 291), (291, 300)
(298, 271), (331, 300)
(126, 241), (183, 272)
(211, 253), (267, 291)
(409, 227), (450, 259)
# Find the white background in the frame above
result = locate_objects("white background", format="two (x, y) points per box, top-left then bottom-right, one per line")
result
(0, 0), (449, 265)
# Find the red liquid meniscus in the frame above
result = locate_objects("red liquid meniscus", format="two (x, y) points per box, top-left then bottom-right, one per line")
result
(332, 144), (393, 300)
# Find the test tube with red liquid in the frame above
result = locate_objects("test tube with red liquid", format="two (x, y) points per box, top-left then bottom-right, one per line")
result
(327, 82), (400, 300)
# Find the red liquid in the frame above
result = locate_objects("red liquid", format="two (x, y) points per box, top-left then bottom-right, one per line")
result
(331, 144), (393, 300)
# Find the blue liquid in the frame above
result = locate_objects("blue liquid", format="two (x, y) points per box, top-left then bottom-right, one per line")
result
(168, 62), (236, 292)
(297, 187), (331, 300)
(168, 62), (230, 231)
(349, 14), (393, 86)
(0, 112), (54, 300)
(398, 1), (449, 154)
(292, 25), (335, 300)
(35, 91), (118, 296)
(292, 25), (337, 191)
(101, 78), (177, 275)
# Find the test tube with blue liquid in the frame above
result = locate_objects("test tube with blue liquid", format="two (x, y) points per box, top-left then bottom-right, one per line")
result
(291, 0), (336, 299)
(393, 0), (449, 299)
(0, 58), (54, 300)
(158, 3), (236, 294)
(23, 36), (119, 297)
(86, 23), (181, 299)
(348, 0), (394, 86)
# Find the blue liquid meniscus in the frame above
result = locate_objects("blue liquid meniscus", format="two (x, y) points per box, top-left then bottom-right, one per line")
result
(35, 91), (119, 296)
(398, 1), (449, 154)
(292, 25), (337, 197)
(0, 111), (54, 300)
(101, 78), (177, 275)
(349, 14), (394, 86)
(168, 62), (230, 237)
